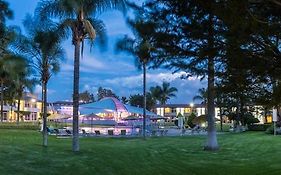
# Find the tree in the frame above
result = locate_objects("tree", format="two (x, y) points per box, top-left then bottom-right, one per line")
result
(0, 0), (12, 45)
(137, 0), (223, 150)
(193, 88), (207, 105)
(116, 17), (156, 138)
(37, 0), (126, 152)
(121, 96), (128, 104)
(0, 54), (28, 122)
(97, 87), (119, 100)
(12, 55), (36, 125)
(79, 90), (95, 103)
(15, 15), (65, 147)
(149, 85), (161, 104)
(158, 82), (177, 105)
(129, 93), (155, 111)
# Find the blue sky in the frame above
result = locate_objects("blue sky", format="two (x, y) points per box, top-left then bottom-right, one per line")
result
(6, 0), (205, 104)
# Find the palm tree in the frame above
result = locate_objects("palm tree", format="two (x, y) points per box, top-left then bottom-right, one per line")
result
(121, 96), (128, 104)
(13, 59), (37, 125)
(193, 88), (208, 105)
(150, 86), (161, 105)
(0, 0), (13, 41)
(158, 82), (178, 105)
(36, 0), (126, 152)
(0, 54), (27, 122)
(116, 20), (155, 139)
(15, 15), (65, 147)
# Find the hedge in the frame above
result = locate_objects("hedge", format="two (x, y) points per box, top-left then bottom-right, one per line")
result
(0, 123), (40, 130)
(248, 124), (272, 131)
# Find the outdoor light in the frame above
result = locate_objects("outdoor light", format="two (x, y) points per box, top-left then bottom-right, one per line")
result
(190, 103), (194, 108)
(31, 99), (36, 103)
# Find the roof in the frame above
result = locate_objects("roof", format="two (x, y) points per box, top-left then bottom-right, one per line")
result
(52, 101), (73, 106)
(154, 104), (207, 108)
(80, 97), (157, 116)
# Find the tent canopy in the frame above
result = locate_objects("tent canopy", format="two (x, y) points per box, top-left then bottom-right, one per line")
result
(80, 97), (158, 117)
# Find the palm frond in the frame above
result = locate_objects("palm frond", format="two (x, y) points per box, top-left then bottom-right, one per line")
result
(86, 17), (106, 48)
(83, 19), (96, 40)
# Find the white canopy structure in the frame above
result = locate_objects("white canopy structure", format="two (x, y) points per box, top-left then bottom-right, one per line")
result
(79, 97), (159, 120)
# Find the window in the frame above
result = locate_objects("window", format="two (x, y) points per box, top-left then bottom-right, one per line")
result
(3, 112), (7, 121)
(171, 108), (176, 113)
(184, 108), (191, 113)
(25, 115), (30, 121)
(164, 108), (171, 113)
(31, 113), (37, 120)
(25, 103), (30, 108)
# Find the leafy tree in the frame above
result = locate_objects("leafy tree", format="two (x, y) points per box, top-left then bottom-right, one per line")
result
(15, 15), (65, 147)
(0, 0), (13, 47)
(97, 87), (119, 100)
(79, 90), (95, 103)
(128, 94), (142, 108)
(137, 0), (224, 150)
(187, 113), (196, 128)
(128, 93), (155, 111)
(36, 0), (126, 151)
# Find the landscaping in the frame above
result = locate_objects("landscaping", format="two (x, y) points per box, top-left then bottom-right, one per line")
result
(0, 129), (281, 175)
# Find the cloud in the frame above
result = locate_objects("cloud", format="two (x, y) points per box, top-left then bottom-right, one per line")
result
(103, 71), (196, 88)
(34, 85), (57, 100)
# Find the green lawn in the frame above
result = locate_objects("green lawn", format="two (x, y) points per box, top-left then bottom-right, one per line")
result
(0, 130), (281, 175)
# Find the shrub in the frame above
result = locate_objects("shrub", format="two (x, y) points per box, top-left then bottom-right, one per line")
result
(244, 113), (260, 125)
(265, 124), (274, 134)
(187, 113), (196, 128)
(0, 122), (40, 130)
(248, 124), (272, 131)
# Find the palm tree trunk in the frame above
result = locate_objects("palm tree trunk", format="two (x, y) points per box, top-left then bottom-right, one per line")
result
(72, 40), (80, 152)
(204, 12), (219, 151)
(17, 95), (20, 125)
(143, 62), (147, 139)
(1, 80), (4, 122)
(42, 82), (48, 147)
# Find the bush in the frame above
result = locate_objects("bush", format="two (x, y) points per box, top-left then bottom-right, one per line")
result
(0, 122), (40, 130)
(187, 113), (196, 128)
(244, 113), (260, 125)
(265, 124), (274, 134)
(248, 124), (272, 131)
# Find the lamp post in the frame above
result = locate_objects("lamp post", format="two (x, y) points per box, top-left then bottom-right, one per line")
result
(190, 102), (194, 114)
(273, 108), (277, 136)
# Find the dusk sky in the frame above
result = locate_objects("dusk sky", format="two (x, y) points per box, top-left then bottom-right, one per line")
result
(6, 0), (206, 104)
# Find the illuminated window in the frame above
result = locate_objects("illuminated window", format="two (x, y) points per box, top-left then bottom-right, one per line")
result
(267, 116), (272, 123)
(184, 108), (191, 113)
(165, 108), (171, 113)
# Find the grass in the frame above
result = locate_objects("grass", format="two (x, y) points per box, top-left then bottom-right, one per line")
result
(0, 130), (281, 175)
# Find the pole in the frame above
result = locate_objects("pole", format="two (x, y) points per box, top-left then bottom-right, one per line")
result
(273, 121), (276, 136)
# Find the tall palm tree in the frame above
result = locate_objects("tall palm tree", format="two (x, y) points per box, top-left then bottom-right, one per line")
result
(15, 15), (65, 147)
(36, 0), (126, 151)
(158, 82), (178, 105)
(116, 20), (155, 139)
(13, 59), (37, 125)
